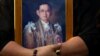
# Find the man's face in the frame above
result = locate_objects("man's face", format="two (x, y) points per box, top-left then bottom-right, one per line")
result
(36, 4), (51, 22)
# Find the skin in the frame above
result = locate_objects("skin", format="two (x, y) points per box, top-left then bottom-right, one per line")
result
(35, 36), (88, 56)
(36, 43), (61, 56)
(36, 4), (51, 23)
(60, 36), (88, 56)
(36, 36), (88, 56)
(0, 41), (61, 56)
(0, 41), (33, 56)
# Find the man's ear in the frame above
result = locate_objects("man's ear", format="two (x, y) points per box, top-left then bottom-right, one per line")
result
(36, 10), (39, 16)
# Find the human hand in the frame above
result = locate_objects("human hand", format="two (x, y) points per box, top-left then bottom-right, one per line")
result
(35, 43), (62, 56)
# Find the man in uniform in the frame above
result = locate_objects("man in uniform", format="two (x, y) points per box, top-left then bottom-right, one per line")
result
(23, 2), (63, 48)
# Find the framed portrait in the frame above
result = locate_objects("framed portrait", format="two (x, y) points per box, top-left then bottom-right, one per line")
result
(14, 0), (73, 48)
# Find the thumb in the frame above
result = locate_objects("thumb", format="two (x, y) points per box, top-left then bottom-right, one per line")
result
(51, 43), (62, 51)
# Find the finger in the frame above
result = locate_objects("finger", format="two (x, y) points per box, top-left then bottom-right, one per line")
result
(51, 43), (62, 51)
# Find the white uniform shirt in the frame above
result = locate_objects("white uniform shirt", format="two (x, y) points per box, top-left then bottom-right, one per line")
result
(41, 20), (50, 31)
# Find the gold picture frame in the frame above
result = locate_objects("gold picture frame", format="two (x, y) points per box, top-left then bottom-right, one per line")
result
(14, 0), (73, 45)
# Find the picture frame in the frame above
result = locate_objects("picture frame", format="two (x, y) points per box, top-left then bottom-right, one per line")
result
(14, 0), (73, 47)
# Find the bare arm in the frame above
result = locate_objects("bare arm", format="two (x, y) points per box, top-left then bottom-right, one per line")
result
(0, 41), (62, 56)
(0, 41), (33, 56)
(60, 36), (88, 56)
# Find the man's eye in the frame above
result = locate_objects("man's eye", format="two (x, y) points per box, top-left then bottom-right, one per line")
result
(40, 10), (44, 12)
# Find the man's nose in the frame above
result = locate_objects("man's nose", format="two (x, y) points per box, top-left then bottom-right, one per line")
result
(44, 11), (47, 15)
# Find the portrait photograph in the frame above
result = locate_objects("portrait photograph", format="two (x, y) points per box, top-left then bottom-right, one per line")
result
(14, 0), (73, 49)
(22, 0), (66, 48)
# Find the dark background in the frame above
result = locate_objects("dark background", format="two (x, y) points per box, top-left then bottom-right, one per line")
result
(0, 0), (14, 50)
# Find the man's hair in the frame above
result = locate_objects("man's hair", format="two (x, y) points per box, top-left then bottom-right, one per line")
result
(36, 1), (52, 10)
